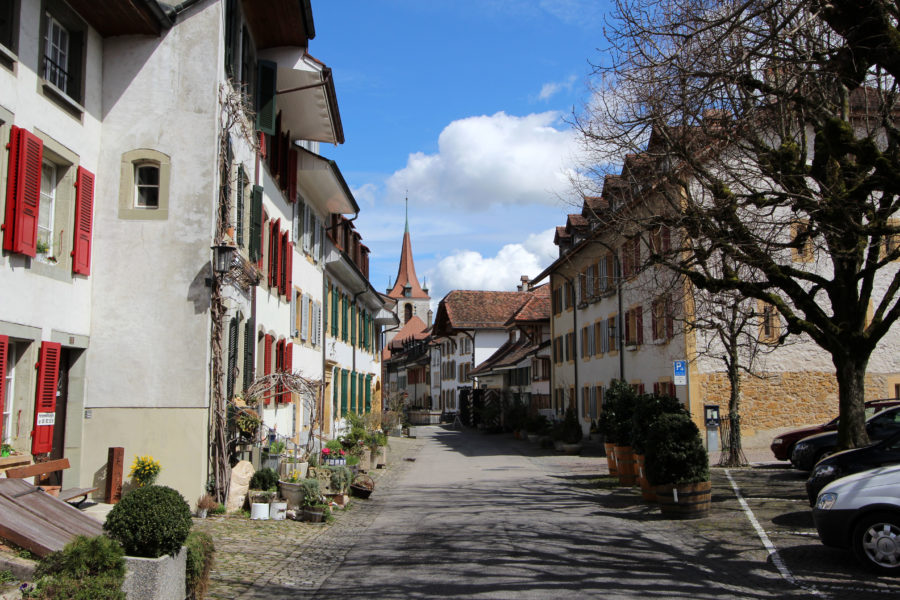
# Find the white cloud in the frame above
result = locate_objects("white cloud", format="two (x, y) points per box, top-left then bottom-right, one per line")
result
(350, 182), (378, 208)
(537, 75), (577, 101)
(385, 111), (582, 211)
(426, 227), (557, 302)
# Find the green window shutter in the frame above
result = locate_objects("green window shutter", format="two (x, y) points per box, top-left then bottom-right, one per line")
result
(340, 369), (348, 416)
(227, 317), (238, 400)
(330, 286), (338, 337)
(351, 305), (357, 346)
(350, 371), (357, 414)
(236, 167), (245, 248)
(242, 320), (254, 393)
(249, 185), (263, 262)
(342, 295), (348, 342)
(256, 60), (278, 135)
(365, 375), (372, 412)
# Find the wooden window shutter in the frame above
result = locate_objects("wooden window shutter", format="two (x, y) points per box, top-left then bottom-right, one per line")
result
(236, 167), (245, 248)
(0, 336), (7, 442)
(300, 294), (310, 342)
(268, 220), (280, 289)
(255, 60), (278, 135)
(3, 126), (43, 257)
(350, 371), (357, 413)
(72, 167), (94, 275)
(275, 338), (284, 403)
(242, 320), (254, 393)
(283, 236), (292, 297)
(32, 341), (60, 455)
(340, 369), (348, 416)
(249, 185), (263, 262)
(636, 306), (644, 345)
(227, 317), (238, 401)
(287, 148), (298, 203)
(259, 208), (268, 269)
(282, 341), (292, 403)
(263, 333), (273, 404)
(624, 310), (632, 344)
(223, 0), (237, 77)
(665, 296), (675, 339)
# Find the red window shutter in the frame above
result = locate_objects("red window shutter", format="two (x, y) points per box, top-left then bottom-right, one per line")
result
(3, 126), (43, 257)
(653, 382), (660, 395)
(624, 310), (631, 344)
(72, 167), (94, 275)
(281, 341), (292, 403)
(275, 338), (284, 403)
(32, 341), (60, 455)
(279, 231), (288, 296)
(636, 306), (643, 345)
(665, 296), (675, 339)
(263, 333), (273, 404)
(0, 335), (7, 442)
(661, 226), (671, 253)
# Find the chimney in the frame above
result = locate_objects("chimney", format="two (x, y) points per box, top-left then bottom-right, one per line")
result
(518, 275), (530, 292)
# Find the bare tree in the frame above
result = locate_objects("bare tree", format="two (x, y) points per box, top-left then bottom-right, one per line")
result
(574, 0), (900, 450)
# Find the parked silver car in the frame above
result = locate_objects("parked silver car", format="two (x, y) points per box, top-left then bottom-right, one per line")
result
(813, 464), (900, 574)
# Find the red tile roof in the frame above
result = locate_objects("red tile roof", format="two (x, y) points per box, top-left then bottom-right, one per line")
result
(388, 315), (429, 349)
(434, 290), (531, 333)
(507, 284), (550, 324)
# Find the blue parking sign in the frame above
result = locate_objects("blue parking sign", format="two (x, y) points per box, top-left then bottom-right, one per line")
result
(673, 360), (687, 386)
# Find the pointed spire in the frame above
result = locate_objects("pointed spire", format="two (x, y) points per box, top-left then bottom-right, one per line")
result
(388, 198), (428, 300)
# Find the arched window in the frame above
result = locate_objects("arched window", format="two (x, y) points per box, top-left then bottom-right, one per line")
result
(404, 303), (412, 323)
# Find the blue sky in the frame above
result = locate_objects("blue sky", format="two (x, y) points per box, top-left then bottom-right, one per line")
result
(309, 1), (612, 305)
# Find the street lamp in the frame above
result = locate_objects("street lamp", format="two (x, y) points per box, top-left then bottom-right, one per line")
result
(211, 242), (236, 275)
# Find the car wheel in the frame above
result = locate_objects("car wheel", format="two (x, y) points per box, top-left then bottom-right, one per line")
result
(852, 512), (900, 574)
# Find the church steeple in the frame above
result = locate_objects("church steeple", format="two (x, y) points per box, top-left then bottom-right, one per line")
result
(387, 198), (428, 300)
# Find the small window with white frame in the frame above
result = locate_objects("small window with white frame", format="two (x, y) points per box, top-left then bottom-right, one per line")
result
(38, 160), (57, 255)
(134, 162), (160, 208)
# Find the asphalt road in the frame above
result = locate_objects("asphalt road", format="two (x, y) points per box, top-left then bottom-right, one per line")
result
(309, 427), (820, 599)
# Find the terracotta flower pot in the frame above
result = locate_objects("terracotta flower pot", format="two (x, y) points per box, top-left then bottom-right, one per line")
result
(614, 445), (636, 486)
(604, 443), (618, 476)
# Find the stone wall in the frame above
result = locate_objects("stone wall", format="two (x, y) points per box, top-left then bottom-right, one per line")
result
(695, 371), (887, 436)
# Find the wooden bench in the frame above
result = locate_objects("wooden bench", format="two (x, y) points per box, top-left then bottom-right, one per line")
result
(4, 458), (98, 507)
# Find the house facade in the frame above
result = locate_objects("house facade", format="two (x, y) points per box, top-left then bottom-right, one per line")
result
(537, 155), (900, 444)
(0, 0), (387, 504)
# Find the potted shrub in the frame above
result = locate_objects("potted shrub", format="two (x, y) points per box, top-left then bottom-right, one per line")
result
(248, 468), (279, 519)
(596, 388), (619, 475)
(350, 473), (375, 499)
(195, 494), (217, 518)
(298, 479), (327, 522)
(560, 407), (583, 454)
(261, 440), (284, 472)
(645, 412), (711, 519)
(103, 485), (193, 600)
(324, 465), (353, 507)
(631, 393), (685, 502)
(524, 414), (547, 443)
(605, 380), (639, 485)
(30, 535), (126, 600)
(365, 431), (388, 470)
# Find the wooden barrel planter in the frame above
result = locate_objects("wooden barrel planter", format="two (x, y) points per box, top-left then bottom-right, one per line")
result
(614, 445), (636, 486)
(635, 454), (655, 502)
(655, 481), (711, 519)
(604, 443), (618, 476)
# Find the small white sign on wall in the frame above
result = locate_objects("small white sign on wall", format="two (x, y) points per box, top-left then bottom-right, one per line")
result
(36, 412), (56, 427)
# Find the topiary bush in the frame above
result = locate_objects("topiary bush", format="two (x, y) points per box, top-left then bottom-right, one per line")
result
(249, 467), (279, 491)
(185, 530), (215, 600)
(630, 393), (685, 455)
(103, 485), (192, 558)
(602, 380), (639, 446)
(644, 412), (709, 486)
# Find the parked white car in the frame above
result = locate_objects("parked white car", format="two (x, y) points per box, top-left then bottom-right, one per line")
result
(813, 464), (900, 574)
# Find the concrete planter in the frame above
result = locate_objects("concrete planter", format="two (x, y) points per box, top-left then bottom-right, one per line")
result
(122, 546), (186, 600)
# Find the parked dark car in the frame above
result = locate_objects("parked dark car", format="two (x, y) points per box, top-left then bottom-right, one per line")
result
(790, 406), (900, 471)
(771, 399), (900, 461)
(806, 430), (900, 505)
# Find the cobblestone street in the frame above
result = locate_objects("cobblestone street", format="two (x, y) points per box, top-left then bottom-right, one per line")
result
(195, 428), (899, 599)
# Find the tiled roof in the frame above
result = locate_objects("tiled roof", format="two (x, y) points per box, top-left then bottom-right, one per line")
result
(387, 222), (429, 299)
(435, 290), (531, 332)
(388, 316), (428, 349)
(507, 284), (550, 324)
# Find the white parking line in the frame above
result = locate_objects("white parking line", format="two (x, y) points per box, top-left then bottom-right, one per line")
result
(724, 469), (828, 598)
